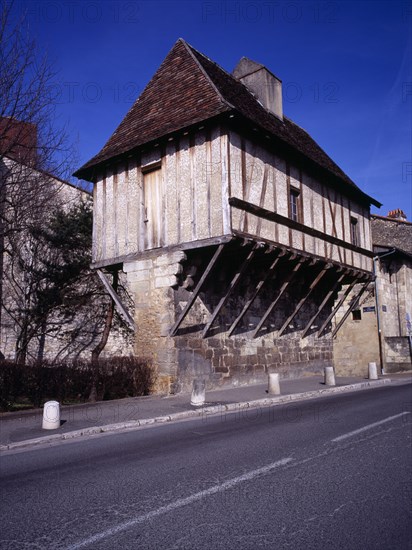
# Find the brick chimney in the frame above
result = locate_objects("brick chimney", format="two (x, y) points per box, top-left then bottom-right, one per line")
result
(387, 209), (407, 221)
(0, 117), (38, 166)
(233, 57), (283, 120)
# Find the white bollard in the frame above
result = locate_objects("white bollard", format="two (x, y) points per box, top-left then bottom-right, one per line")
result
(268, 373), (281, 395)
(324, 366), (336, 386)
(42, 400), (60, 430)
(190, 379), (206, 407)
(368, 362), (378, 380)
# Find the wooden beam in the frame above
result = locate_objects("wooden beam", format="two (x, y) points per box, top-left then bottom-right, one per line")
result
(169, 244), (225, 336)
(252, 258), (304, 338)
(301, 272), (346, 338)
(331, 280), (371, 338)
(96, 269), (135, 331)
(229, 197), (374, 258)
(202, 245), (258, 338)
(228, 249), (283, 337)
(91, 234), (233, 270)
(316, 276), (363, 337)
(232, 229), (373, 279)
(278, 266), (328, 336)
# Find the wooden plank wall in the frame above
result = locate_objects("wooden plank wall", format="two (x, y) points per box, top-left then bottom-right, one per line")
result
(92, 127), (229, 264)
(92, 126), (373, 272)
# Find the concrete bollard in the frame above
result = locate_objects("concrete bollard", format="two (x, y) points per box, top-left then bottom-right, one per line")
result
(324, 366), (336, 386)
(42, 400), (60, 430)
(190, 379), (206, 407)
(368, 362), (378, 380)
(268, 373), (281, 395)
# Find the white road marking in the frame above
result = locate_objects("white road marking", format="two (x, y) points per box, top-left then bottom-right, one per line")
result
(331, 412), (410, 442)
(66, 457), (293, 549)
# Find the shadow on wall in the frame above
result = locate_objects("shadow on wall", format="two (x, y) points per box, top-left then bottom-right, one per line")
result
(177, 349), (212, 393)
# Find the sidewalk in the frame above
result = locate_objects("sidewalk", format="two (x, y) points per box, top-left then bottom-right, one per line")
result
(1, 372), (411, 451)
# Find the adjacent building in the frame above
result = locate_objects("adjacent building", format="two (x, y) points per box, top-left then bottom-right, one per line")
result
(334, 209), (412, 376)
(1, 118), (133, 363)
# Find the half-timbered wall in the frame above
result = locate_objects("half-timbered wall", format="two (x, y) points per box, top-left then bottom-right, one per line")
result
(227, 131), (373, 272)
(93, 126), (373, 274)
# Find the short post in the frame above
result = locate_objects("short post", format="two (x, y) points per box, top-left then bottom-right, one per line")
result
(268, 373), (281, 395)
(324, 366), (336, 386)
(42, 400), (60, 430)
(368, 361), (378, 380)
(191, 379), (206, 407)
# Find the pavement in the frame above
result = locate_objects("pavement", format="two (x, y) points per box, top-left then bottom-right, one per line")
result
(1, 371), (411, 452)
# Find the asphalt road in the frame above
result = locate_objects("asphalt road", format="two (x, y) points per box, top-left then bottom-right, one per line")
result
(1, 384), (411, 549)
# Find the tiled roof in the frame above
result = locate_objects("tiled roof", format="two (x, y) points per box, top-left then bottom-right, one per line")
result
(74, 39), (380, 207)
(74, 40), (227, 178)
(371, 215), (412, 256)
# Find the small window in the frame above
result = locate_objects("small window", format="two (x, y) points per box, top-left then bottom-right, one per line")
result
(352, 309), (361, 321)
(289, 188), (300, 222)
(350, 217), (359, 246)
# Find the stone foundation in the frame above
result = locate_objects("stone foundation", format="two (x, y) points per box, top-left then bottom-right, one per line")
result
(125, 245), (336, 394)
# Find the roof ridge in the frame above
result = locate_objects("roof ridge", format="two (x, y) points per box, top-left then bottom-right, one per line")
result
(371, 214), (412, 225)
(182, 41), (236, 110)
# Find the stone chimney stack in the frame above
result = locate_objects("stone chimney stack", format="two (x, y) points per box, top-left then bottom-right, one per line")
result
(232, 57), (283, 120)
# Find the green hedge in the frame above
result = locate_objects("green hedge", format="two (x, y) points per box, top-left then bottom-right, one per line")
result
(0, 357), (155, 411)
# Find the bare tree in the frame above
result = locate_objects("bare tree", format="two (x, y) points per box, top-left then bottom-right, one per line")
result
(0, 1), (133, 365)
(0, 0), (79, 354)
(0, 0), (76, 242)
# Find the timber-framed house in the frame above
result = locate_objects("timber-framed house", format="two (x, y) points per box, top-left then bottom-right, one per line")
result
(74, 39), (381, 393)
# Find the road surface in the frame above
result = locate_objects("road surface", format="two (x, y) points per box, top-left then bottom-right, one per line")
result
(1, 384), (411, 549)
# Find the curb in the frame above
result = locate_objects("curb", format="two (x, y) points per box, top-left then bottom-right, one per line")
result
(0, 378), (392, 452)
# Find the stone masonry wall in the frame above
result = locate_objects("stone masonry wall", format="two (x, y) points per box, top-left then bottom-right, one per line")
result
(125, 247), (335, 394)
(384, 337), (412, 373)
(124, 251), (186, 393)
(333, 284), (380, 378)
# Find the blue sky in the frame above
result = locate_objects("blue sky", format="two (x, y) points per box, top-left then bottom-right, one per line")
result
(15, 0), (412, 219)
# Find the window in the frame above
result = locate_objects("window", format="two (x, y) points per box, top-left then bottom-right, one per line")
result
(350, 217), (359, 246)
(289, 188), (300, 222)
(352, 309), (361, 321)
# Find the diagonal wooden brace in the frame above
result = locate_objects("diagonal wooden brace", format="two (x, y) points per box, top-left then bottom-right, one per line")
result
(96, 269), (135, 331)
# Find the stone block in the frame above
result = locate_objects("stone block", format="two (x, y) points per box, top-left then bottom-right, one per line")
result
(129, 280), (150, 294)
(187, 338), (202, 349)
(155, 275), (178, 289)
(160, 324), (171, 337)
(154, 263), (183, 278)
(124, 259), (153, 272)
(157, 348), (177, 364)
(154, 251), (187, 267)
(127, 269), (150, 283)
(134, 301), (150, 310)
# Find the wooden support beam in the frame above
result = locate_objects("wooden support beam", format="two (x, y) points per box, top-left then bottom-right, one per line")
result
(96, 269), (135, 331)
(252, 258), (304, 338)
(202, 245), (258, 338)
(316, 276), (361, 337)
(301, 272), (346, 338)
(169, 244), (225, 336)
(331, 280), (371, 338)
(228, 249), (283, 337)
(229, 197), (374, 258)
(278, 266), (328, 336)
